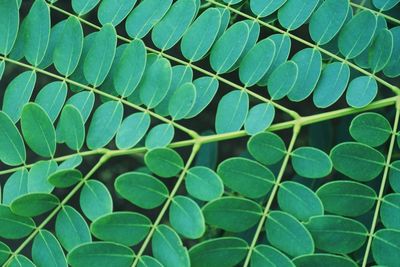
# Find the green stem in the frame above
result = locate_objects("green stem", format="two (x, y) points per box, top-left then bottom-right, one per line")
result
(350, 2), (400, 25)
(361, 97), (400, 267)
(242, 123), (301, 267)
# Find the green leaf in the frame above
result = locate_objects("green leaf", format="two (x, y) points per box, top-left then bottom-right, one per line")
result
(330, 142), (385, 181)
(383, 26), (400, 77)
(210, 21), (249, 74)
(24, 0), (50, 66)
(0, 241), (10, 266)
(116, 112), (150, 149)
(97, 0), (136, 26)
(152, 225), (190, 267)
(114, 39), (146, 97)
(239, 38), (275, 87)
(316, 181), (377, 217)
(247, 132), (286, 165)
(27, 160), (57, 193)
(53, 17), (83, 76)
(350, 112), (392, 147)
(189, 237), (248, 267)
(203, 196), (262, 232)
(267, 61), (298, 100)
(91, 211), (151, 246)
(244, 103), (275, 135)
(293, 254), (358, 267)
(3, 71), (36, 123)
(215, 91), (249, 134)
(115, 172), (169, 209)
(346, 76), (378, 108)
(278, 181), (323, 221)
(0, 111), (26, 166)
(390, 160), (400, 192)
(372, 229), (400, 267)
(8, 255), (36, 267)
(338, 10), (377, 59)
(291, 147), (332, 178)
(68, 242), (135, 267)
(278, 0), (319, 30)
(309, 0), (349, 45)
(186, 77), (219, 118)
(86, 101), (123, 149)
(48, 169), (82, 188)
(369, 28), (393, 73)
(0, 204), (35, 239)
(65, 91), (95, 123)
(55, 206), (91, 252)
(217, 157), (275, 198)
(72, 0), (100, 15)
(0, 0), (19, 55)
(10, 193), (59, 217)
(137, 256), (163, 267)
(288, 48), (322, 101)
(304, 215), (368, 254)
(185, 166), (223, 201)
(80, 180), (113, 221)
(168, 83), (196, 120)
(266, 211), (314, 257)
(58, 105), (85, 151)
(250, 0), (287, 18)
(21, 103), (56, 157)
(138, 54), (172, 108)
(2, 169), (28, 204)
(145, 123), (175, 149)
(39, 19), (65, 69)
(145, 148), (184, 178)
(32, 230), (67, 267)
(251, 245), (294, 267)
(125, 0), (172, 39)
(313, 63), (350, 108)
(58, 155), (83, 170)
(181, 8), (221, 62)
(35, 82), (67, 122)
(380, 193), (400, 229)
(84, 24), (116, 86)
(372, 0), (400, 11)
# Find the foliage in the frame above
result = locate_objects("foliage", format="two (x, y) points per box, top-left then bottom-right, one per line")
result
(0, 0), (399, 266)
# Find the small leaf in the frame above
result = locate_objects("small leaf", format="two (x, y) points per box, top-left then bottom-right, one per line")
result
(185, 166), (223, 201)
(265, 211), (314, 257)
(247, 132), (286, 165)
(8, 255), (36, 267)
(181, 8), (221, 62)
(55, 206), (91, 252)
(86, 101), (123, 149)
(125, 0), (172, 39)
(35, 82), (67, 122)
(58, 155), (83, 170)
(83, 24), (117, 86)
(251, 245), (294, 267)
(278, 181), (323, 221)
(278, 0), (319, 30)
(65, 91), (95, 123)
(32, 230), (67, 267)
(91, 212), (151, 246)
(48, 169), (82, 188)
(10, 193), (59, 217)
(304, 215), (368, 254)
(369, 28), (393, 73)
(72, 0), (100, 15)
(186, 77), (219, 118)
(330, 142), (385, 181)
(145, 123), (175, 149)
(203, 196), (262, 232)
(291, 147), (332, 178)
(115, 172), (169, 209)
(189, 237), (248, 267)
(217, 157), (275, 198)
(293, 254), (358, 267)
(0, 204), (35, 239)
(346, 76), (378, 108)
(244, 103), (275, 135)
(267, 61), (298, 100)
(152, 225), (190, 267)
(2, 71), (36, 123)
(145, 148), (184, 178)
(372, 0), (400, 11)
(58, 105), (85, 151)
(137, 256), (163, 267)
(215, 91), (249, 134)
(372, 229), (400, 266)
(380, 193), (400, 229)
(116, 112), (150, 149)
(68, 242), (134, 267)
(27, 160), (57, 193)
(80, 180), (112, 221)
(338, 10), (377, 59)
(0, 241), (10, 266)
(316, 181), (377, 217)
(383, 26), (400, 77)
(0, 0), (19, 55)
(350, 112), (392, 147)
(0, 111), (26, 166)
(97, 0), (137, 26)
(250, 0), (287, 18)
(168, 83), (196, 120)
(390, 160), (400, 192)
(2, 169), (28, 205)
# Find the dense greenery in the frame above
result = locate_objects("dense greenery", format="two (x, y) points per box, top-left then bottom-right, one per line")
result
(0, 0), (399, 266)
